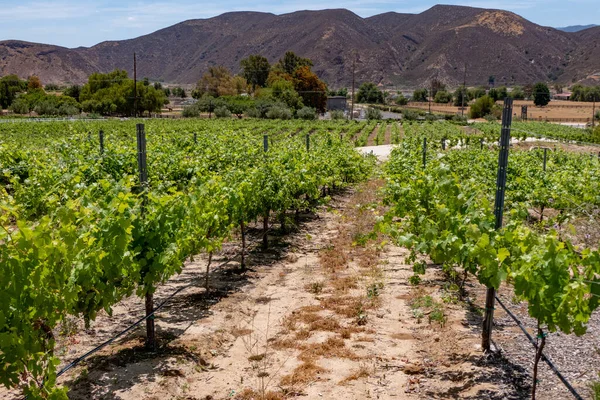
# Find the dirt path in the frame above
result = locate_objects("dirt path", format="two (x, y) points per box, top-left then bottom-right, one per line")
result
(366, 124), (380, 146)
(383, 124), (392, 145)
(1, 179), (540, 400)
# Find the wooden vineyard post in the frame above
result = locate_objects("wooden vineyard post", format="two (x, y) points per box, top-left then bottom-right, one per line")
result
(306, 133), (310, 152)
(442, 138), (446, 151)
(482, 97), (513, 352)
(480, 138), (484, 150)
(136, 123), (155, 351)
(194, 132), (197, 144)
(422, 137), (427, 168)
(543, 148), (547, 172)
(263, 134), (269, 153)
(99, 130), (104, 155)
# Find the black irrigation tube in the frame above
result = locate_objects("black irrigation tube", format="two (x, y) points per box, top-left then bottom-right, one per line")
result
(494, 295), (584, 400)
(56, 283), (195, 378)
(56, 252), (242, 378)
(24, 253), (242, 399)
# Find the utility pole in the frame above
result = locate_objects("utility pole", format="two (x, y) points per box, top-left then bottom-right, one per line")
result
(133, 52), (138, 118)
(593, 93), (596, 129)
(350, 51), (356, 120)
(429, 80), (432, 114)
(461, 63), (467, 117)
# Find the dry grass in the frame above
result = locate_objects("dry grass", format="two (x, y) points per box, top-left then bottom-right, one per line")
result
(319, 245), (349, 272)
(319, 295), (368, 319)
(308, 317), (341, 332)
(279, 361), (327, 387)
(234, 388), (284, 400)
(299, 336), (360, 362)
(232, 327), (253, 338)
(338, 364), (372, 385)
(294, 329), (312, 340)
(331, 275), (359, 293)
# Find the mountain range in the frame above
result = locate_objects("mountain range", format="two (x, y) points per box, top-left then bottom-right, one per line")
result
(557, 25), (598, 33)
(1, 5), (599, 89)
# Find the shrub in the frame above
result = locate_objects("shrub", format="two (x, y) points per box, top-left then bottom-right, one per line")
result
(366, 107), (382, 120)
(451, 114), (468, 123)
(469, 95), (495, 119)
(402, 110), (419, 121)
(58, 104), (80, 116)
(412, 88), (428, 102)
(593, 125), (600, 140)
(214, 106), (232, 118)
(484, 114), (497, 122)
(395, 95), (408, 106)
(182, 104), (200, 118)
(45, 83), (61, 91)
(330, 110), (345, 120)
(595, 110), (600, 120)
(9, 98), (30, 114)
(33, 101), (59, 116)
(434, 90), (452, 104)
(297, 106), (316, 120)
(245, 107), (261, 118)
(266, 104), (292, 120)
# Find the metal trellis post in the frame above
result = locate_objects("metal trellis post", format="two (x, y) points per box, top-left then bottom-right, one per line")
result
(482, 97), (513, 352)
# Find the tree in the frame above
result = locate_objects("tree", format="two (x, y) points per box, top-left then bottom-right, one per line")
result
(430, 79), (446, 98)
(396, 95), (408, 106)
(222, 96), (255, 118)
(489, 86), (508, 101)
(523, 84), (534, 100)
(172, 87), (186, 98)
(275, 51), (313, 75)
(453, 86), (468, 107)
(27, 76), (43, 91)
(434, 90), (452, 104)
(469, 95), (495, 118)
(533, 82), (550, 107)
(45, 83), (60, 91)
(192, 67), (246, 98)
(79, 70), (167, 116)
(0, 75), (26, 109)
(240, 54), (270, 90)
(356, 82), (384, 104)
(554, 84), (563, 94)
(412, 88), (428, 102)
(196, 94), (226, 118)
(270, 79), (303, 110)
(488, 75), (495, 88)
(292, 66), (327, 112)
(63, 85), (81, 102)
(468, 86), (487, 100)
(509, 86), (525, 100)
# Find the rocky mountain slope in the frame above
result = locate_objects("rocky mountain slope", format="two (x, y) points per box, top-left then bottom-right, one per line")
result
(1, 5), (598, 88)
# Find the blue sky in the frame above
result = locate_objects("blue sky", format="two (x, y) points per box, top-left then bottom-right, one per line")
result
(0, 0), (598, 48)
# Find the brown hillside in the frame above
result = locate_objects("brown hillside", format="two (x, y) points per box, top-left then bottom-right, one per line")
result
(0, 5), (596, 88)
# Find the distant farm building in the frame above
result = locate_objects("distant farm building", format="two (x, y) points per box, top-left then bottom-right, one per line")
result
(327, 96), (347, 111)
(553, 93), (572, 100)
